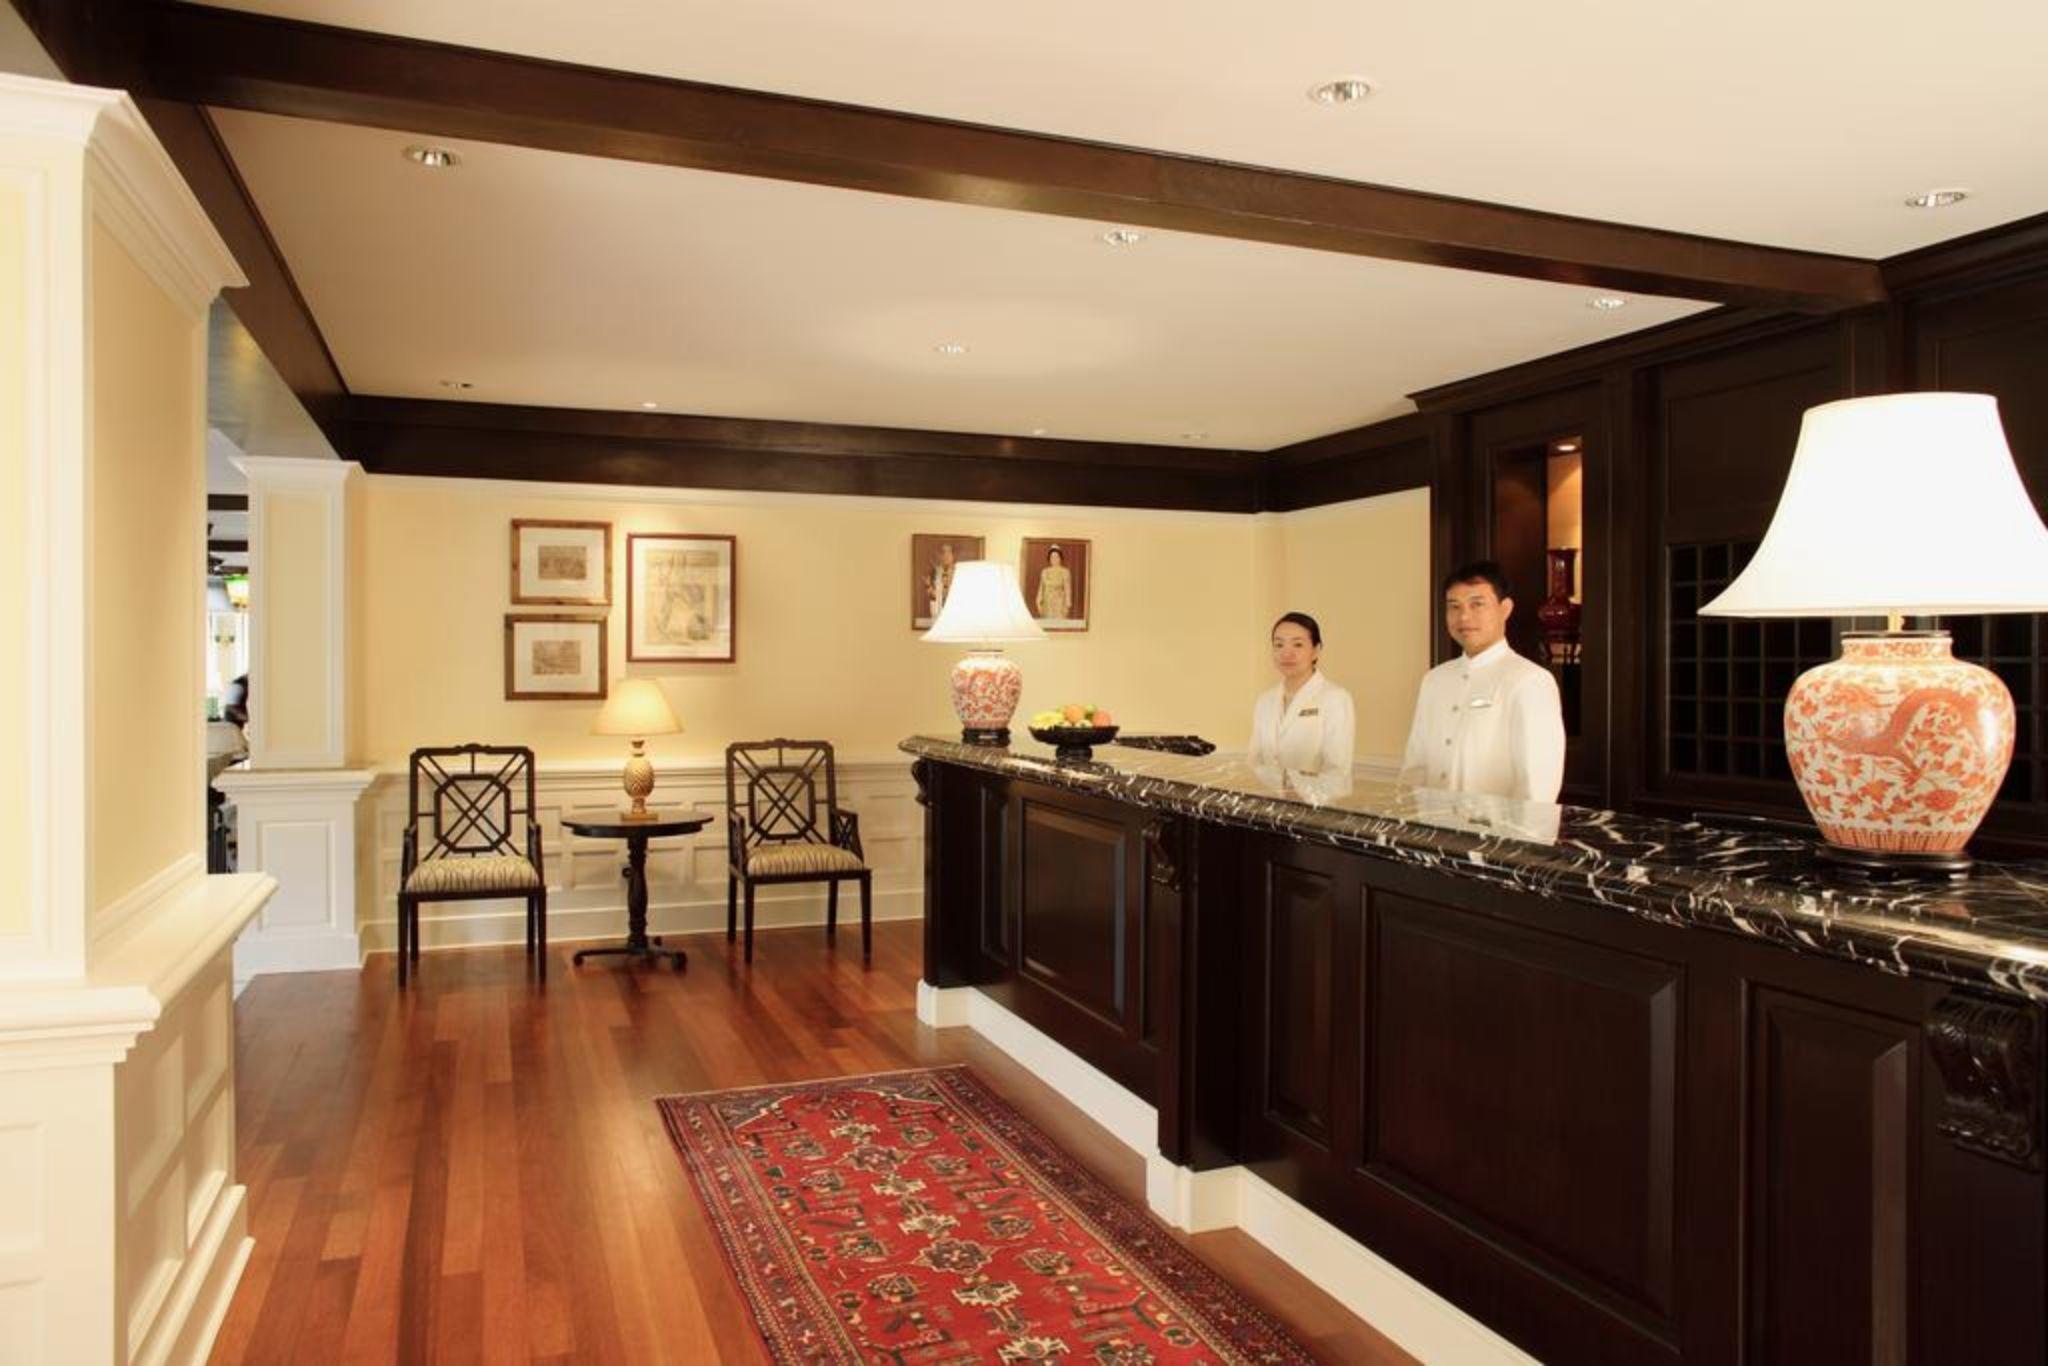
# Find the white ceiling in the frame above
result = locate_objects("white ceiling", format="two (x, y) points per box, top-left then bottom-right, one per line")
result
(213, 109), (1709, 449)
(195, 0), (2045, 449)
(206, 0), (2047, 256)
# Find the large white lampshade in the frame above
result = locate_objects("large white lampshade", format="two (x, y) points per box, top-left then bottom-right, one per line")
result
(1699, 393), (2048, 875)
(1701, 393), (2048, 618)
(923, 561), (1046, 644)
(922, 561), (1044, 744)
(592, 679), (681, 820)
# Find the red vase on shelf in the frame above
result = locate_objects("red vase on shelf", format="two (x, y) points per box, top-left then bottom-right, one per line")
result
(1538, 547), (1582, 666)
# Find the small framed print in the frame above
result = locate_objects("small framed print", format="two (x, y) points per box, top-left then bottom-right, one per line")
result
(1022, 537), (1090, 631)
(504, 614), (608, 700)
(911, 533), (985, 629)
(628, 533), (737, 662)
(511, 519), (611, 606)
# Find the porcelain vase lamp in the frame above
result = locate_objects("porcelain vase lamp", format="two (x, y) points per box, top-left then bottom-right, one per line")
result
(1701, 393), (2048, 876)
(922, 560), (1046, 744)
(593, 678), (683, 820)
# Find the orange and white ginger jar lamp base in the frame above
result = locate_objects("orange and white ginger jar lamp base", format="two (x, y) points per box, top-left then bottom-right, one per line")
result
(951, 649), (1023, 745)
(1785, 630), (2014, 877)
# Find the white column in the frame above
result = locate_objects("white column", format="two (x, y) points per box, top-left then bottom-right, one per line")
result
(0, 75), (271, 1365)
(219, 456), (374, 979)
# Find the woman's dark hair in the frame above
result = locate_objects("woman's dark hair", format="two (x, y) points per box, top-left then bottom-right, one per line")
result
(1271, 611), (1322, 648)
(1441, 559), (1512, 601)
(1046, 544), (1064, 562)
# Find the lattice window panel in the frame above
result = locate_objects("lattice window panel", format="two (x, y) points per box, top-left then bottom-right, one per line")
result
(1666, 541), (1839, 781)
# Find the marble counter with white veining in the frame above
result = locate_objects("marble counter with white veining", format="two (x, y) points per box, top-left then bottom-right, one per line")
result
(901, 733), (2048, 1004)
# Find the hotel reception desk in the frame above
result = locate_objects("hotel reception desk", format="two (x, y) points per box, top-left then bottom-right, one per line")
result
(902, 734), (2048, 1365)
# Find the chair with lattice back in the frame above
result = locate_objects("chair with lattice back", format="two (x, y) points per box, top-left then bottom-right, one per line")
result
(726, 739), (870, 963)
(397, 744), (547, 984)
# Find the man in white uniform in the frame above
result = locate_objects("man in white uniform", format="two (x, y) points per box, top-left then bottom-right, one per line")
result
(1399, 561), (1566, 803)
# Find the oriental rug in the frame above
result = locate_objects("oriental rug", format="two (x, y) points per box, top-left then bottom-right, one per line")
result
(658, 1065), (1316, 1364)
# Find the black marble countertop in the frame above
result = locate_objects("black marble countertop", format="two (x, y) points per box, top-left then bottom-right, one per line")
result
(901, 734), (2048, 1004)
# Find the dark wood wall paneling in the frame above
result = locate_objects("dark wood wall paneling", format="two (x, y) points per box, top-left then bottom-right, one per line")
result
(1285, 213), (2048, 856)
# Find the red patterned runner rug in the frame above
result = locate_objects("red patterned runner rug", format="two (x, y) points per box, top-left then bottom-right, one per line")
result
(658, 1065), (1316, 1364)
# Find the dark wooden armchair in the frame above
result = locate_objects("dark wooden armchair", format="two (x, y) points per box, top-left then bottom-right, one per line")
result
(397, 744), (546, 985)
(726, 739), (870, 964)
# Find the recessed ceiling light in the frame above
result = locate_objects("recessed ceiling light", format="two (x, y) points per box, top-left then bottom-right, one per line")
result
(1588, 295), (1628, 311)
(1308, 77), (1374, 106)
(1555, 440), (1581, 453)
(934, 342), (969, 355)
(437, 379), (474, 390)
(1180, 431), (1209, 442)
(1100, 228), (1146, 247)
(403, 144), (460, 169)
(1905, 187), (1969, 209)
(1030, 427), (1049, 436)
(640, 401), (660, 410)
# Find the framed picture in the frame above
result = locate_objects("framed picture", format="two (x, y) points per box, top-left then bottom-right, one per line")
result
(628, 533), (737, 662)
(510, 519), (611, 606)
(911, 533), (985, 629)
(504, 614), (608, 700)
(1021, 537), (1090, 631)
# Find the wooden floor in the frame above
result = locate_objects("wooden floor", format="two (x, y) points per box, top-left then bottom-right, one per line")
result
(211, 921), (1413, 1364)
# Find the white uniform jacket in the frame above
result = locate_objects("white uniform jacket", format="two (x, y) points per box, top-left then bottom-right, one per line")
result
(1249, 672), (1356, 786)
(1397, 640), (1565, 803)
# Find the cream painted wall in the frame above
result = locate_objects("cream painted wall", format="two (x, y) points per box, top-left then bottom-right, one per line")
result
(1270, 488), (1434, 762)
(258, 489), (335, 758)
(88, 220), (203, 918)
(361, 479), (1275, 768)
(0, 179), (25, 936)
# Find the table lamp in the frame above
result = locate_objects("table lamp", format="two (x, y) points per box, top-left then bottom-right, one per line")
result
(1701, 393), (2048, 876)
(922, 560), (1045, 744)
(593, 677), (682, 821)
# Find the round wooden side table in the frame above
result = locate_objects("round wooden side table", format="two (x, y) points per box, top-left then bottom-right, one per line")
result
(564, 813), (710, 971)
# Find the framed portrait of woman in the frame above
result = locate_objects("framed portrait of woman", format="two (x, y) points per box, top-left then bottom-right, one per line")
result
(1021, 537), (1089, 632)
(910, 533), (984, 629)
(627, 533), (737, 662)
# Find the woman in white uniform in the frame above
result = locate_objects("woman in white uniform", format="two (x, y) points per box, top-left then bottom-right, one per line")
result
(1249, 612), (1356, 796)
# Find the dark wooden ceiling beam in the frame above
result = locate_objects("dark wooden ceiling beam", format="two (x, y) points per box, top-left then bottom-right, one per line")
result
(347, 397), (1259, 513)
(141, 1), (1885, 313)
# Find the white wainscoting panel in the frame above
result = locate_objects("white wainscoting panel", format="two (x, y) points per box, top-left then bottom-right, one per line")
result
(214, 768), (375, 981)
(364, 755), (926, 957)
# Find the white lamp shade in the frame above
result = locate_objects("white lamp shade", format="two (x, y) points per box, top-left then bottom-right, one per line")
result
(592, 678), (682, 736)
(1701, 393), (2048, 618)
(922, 561), (1046, 644)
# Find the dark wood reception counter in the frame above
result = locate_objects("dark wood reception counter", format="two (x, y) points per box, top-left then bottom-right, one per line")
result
(903, 734), (2048, 1365)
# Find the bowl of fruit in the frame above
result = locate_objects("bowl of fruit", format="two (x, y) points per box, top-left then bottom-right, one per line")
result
(1028, 703), (1119, 761)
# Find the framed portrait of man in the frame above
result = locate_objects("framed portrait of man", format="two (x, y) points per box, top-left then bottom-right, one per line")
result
(1021, 537), (1090, 632)
(910, 533), (985, 629)
(627, 533), (737, 662)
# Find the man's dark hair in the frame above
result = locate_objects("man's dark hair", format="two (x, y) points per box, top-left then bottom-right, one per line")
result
(1441, 560), (1512, 602)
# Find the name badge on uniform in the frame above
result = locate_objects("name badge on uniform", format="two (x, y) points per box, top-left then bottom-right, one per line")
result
(1298, 708), (1320, 717)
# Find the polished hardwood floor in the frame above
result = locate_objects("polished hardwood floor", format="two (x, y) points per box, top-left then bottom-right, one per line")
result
(211, 921), (1412, 1364)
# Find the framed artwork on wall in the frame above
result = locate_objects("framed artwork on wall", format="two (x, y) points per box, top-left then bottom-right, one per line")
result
(1021, 537), (1090, 631)
(628, 533), (737, 662)
(911, 533), (985, 629)
(504, 614), (608, 700)
(511, 519), (611, 606)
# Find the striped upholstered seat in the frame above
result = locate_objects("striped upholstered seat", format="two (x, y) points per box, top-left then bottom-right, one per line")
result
(405, 853), (542, 895)
(747, 842), (864, 877)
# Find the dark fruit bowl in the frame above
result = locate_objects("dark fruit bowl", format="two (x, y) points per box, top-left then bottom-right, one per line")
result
(1028, 724), (1120, 761)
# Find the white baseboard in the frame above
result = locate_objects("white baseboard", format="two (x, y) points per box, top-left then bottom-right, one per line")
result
(132, 1180), (251, 1366)
(921, 983), (1532, 1365)
(360, 887), (923, 958)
